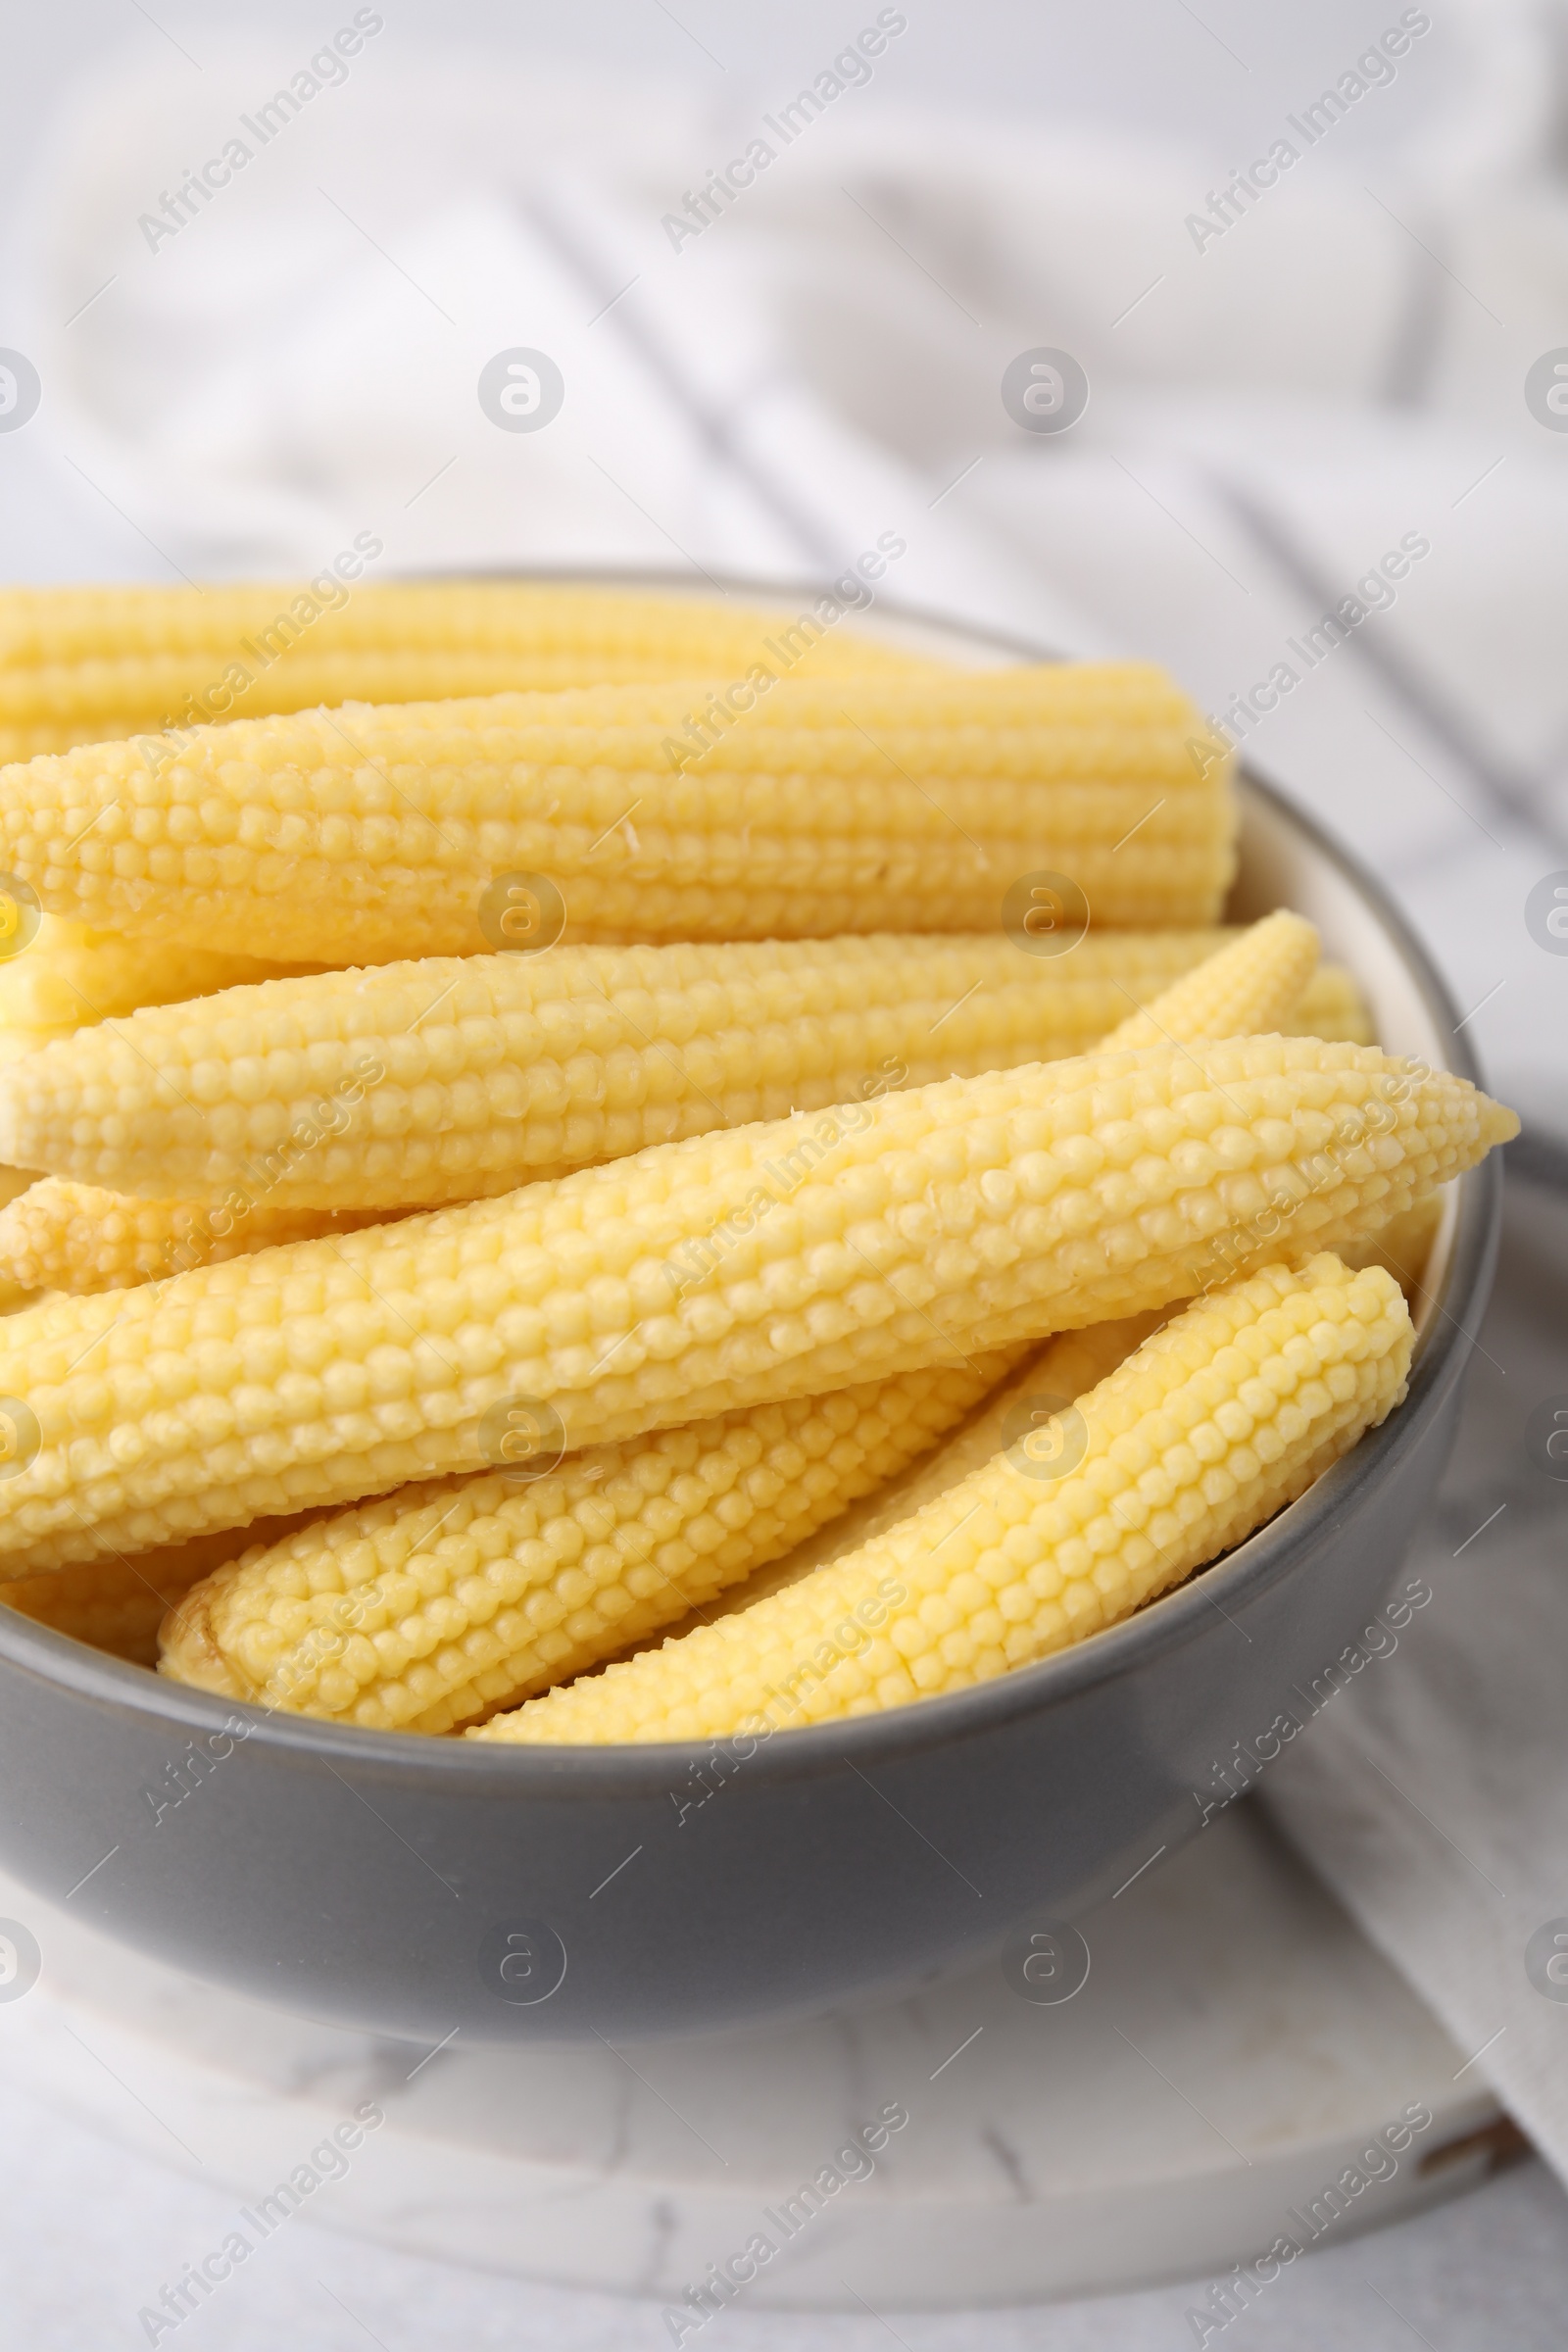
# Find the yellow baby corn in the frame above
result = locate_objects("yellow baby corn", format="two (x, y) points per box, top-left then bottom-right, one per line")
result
(1340, 1190), (1445, 1299)
(4, 1555), (209, 1665)
(0, 919), (1318, 1212)
(478, 1256), (1412, 1744)
(158, 1357), (1011, 1734)
(1104, 911), (1316, 1051)
(0, 667), (1235, 959)
(0, 1179), (384, 1303)
(0, 582), (926, 761)
(1, 1511), (318, 1664)
(0, 1038), (1511, 1576)
(0, 912), (317, 1212)
(1291, 963), (1371, 1047)
(663, 1314), (1159, 1636)
(527, 912), (1307, 1655)
(0, 581), (929, 672)
(0, 914), (307, 1055)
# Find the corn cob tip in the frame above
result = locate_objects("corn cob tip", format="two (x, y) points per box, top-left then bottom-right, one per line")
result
(157, 1585), (249, 1700)
(1482, 1097), (1522, 1149)
(1103, 908), (1319, 1054)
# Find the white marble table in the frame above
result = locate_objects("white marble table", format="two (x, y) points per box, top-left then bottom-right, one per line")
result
(0, 1799), (1510, 2324)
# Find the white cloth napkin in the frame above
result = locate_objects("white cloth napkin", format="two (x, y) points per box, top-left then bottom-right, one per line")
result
(12, 0), (1568, 2192)
(1262, 1164), (1568, 2173)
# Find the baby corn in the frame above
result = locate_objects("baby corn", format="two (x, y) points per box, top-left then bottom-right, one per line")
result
(0, 915), (308, 1057)
(158, 1357), (1012, 1734)
(1104, 910), (1316, 1051)
(0, 667), (1235, 959)
(0, 582), (926, 761)
(0, 1179), (385, 1302)
(0, 1038), (1511, 1575)
(1341, 1190), (1445, 1299)
(0, 919), (1320, 1212)
(0, 1510), (318, 1664)
(0, 912), (318, 1213)
(664, 1314), (1159, 1635)
(590, 901), (1311, 1642)
(479, 1257), (1412, 1744)
(1292, 962), (1371, 1046)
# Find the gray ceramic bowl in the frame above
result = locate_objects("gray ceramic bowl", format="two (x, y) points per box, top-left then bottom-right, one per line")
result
(0, 591), (1499, 2045)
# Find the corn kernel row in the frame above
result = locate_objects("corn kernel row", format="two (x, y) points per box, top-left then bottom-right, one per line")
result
(0, 1181), (386, 1304)
(0, 917), (1322, 1213)
(0, 582), (927, 760)
(0, 667), (1235, 960)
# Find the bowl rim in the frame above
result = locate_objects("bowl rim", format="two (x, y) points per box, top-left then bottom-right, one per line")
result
(0, 579), (1502, 1790)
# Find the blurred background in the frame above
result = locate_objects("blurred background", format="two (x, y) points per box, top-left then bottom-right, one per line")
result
(5, 6), (1568, 2345)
